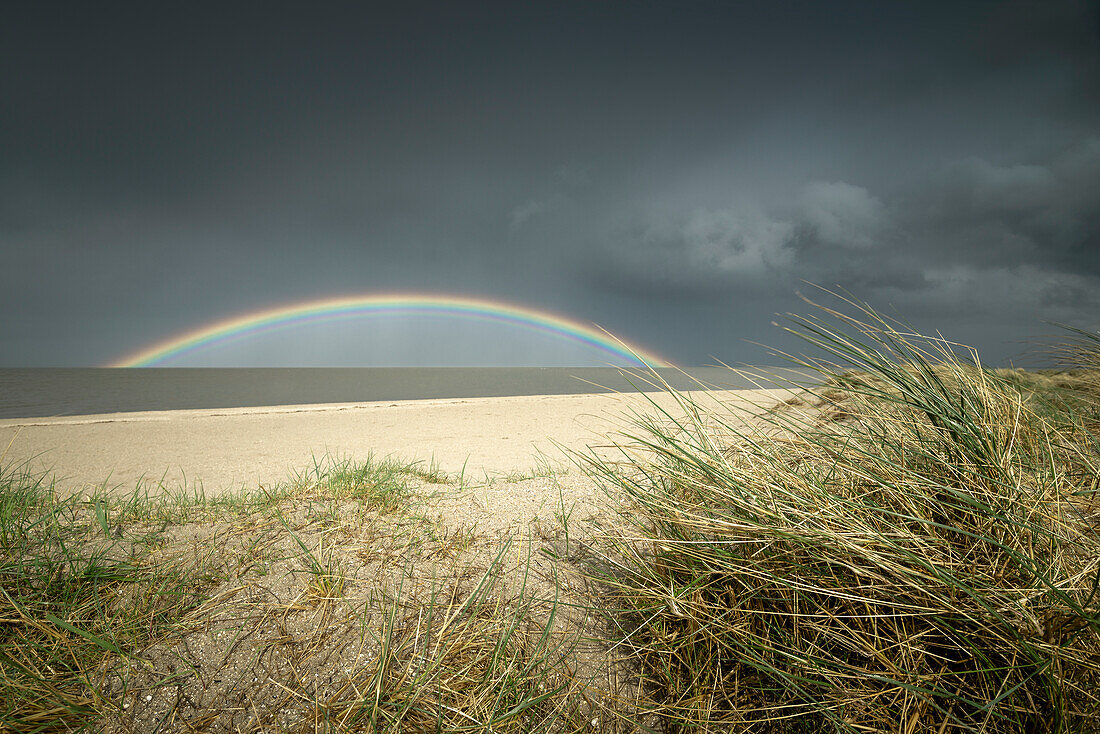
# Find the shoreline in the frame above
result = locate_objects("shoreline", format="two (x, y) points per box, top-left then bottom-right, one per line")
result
(0, 366), (813, 420)
(0, 391), (661, 428)
(1, 389), (791, 496)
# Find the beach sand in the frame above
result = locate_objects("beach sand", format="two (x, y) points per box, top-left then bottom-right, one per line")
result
(0, 389), (788, 495)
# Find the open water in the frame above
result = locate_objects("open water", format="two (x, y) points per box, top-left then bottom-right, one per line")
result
(0, 367), (811, 419)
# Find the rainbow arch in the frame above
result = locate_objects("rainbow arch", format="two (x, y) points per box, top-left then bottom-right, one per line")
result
(109, 293), (671, 368)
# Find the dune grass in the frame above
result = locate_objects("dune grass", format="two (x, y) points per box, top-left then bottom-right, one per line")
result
(580, 295), (1100, 732)
(0, 454), (591, 733)
(0, 454), (432, 732)
(306, 544), (584, 733)
(0, 463), (217, 732)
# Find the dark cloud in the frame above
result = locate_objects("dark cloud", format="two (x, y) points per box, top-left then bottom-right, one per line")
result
(975, 0), (1099, 71)
(913, 138), (1100, 273)
(793, 182), (889, 251)
(2, 1), (1097, 366)
(591, 135), (1100, 346)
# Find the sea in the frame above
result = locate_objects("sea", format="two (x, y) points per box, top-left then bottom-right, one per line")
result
(0, 367), (812, 419)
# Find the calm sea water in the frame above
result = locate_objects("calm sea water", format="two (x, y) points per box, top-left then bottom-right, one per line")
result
(0, 367), (810, 419)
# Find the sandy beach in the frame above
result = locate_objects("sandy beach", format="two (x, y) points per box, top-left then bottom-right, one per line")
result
(0, 388), (788, 495)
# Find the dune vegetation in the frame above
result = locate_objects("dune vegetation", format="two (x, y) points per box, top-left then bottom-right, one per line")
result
(582, 296), (1100, 732)
(1, 296), (1098, 732)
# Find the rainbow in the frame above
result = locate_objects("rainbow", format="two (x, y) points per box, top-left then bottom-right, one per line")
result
(109, 293), (671, 368)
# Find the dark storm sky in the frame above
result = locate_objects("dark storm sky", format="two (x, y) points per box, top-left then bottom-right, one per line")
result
(3, 1), (1098, 367)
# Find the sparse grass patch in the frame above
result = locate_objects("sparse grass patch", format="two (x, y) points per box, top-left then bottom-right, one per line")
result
(278, 512), (347, 602)
(493, 456), (562, 485)
(0, 452), (446, 731)
(300, 544), (587, 733)
(293, 453), (445, 512)
(0, 449), (604, 732)
(0, 462), (215, 733)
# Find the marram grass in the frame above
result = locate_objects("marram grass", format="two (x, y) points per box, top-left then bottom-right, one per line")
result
(0, 454), (591, 732)
(582, 297), (1100, 733)
(0, 462), (216, 733)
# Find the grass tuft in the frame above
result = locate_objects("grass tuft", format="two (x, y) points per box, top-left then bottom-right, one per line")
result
(305, 543), (585, 733)
(582, 295), (1100, 732)
(0, 462), (213, 733)
(293, 453), (442, 512)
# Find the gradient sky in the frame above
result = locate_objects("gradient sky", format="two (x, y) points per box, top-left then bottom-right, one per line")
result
(3, 1), (1098, 367)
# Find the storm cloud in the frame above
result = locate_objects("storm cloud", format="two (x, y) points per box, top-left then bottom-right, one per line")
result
(2, 1), (1097, 366)
(593, 136), (1100, 337)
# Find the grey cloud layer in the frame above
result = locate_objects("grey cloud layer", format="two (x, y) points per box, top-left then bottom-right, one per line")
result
(592, 136), (1100, 331)
(1, 1), (1097, 365)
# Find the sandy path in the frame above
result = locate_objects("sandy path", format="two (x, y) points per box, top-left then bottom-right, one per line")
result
(0, 389), (787, 495)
